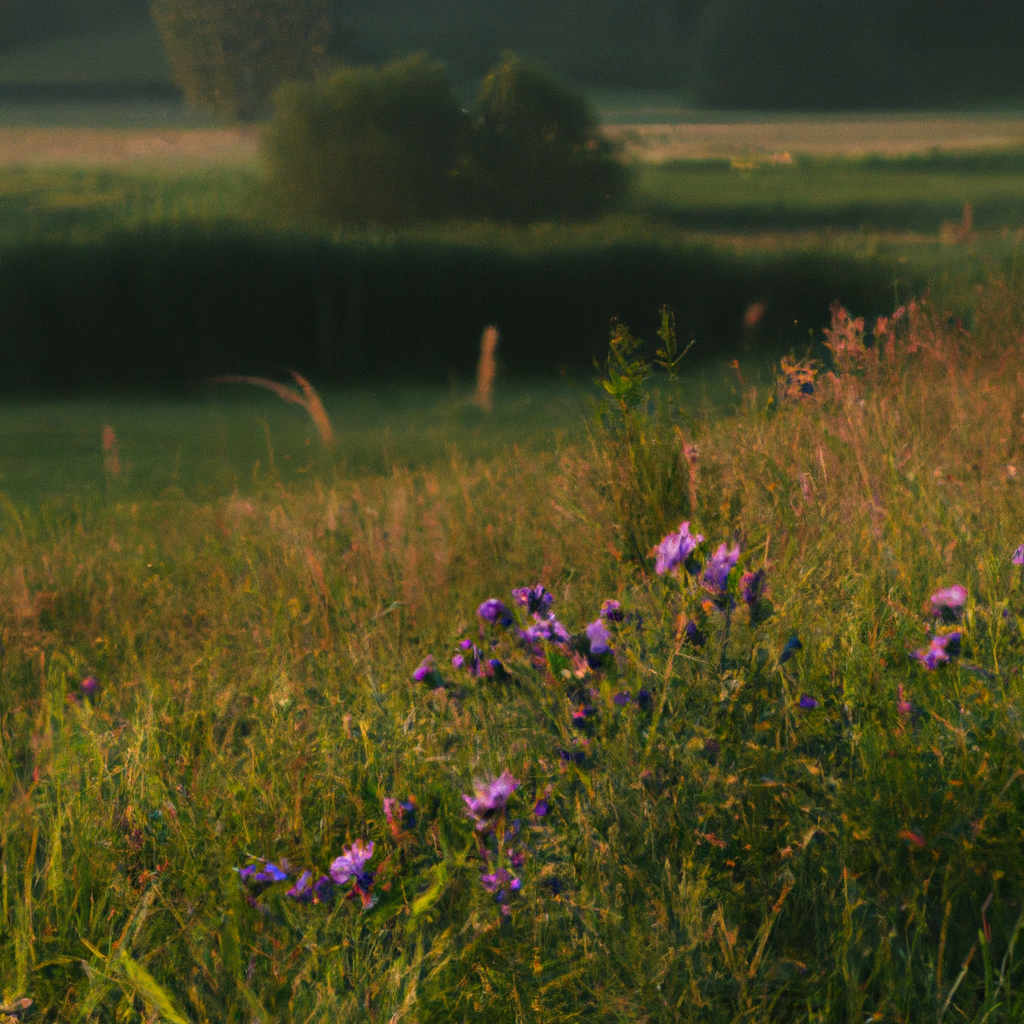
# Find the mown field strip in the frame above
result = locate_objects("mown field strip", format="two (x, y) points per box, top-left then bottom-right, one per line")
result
(3, 112), (1024, 168)
(604, 113), (1024, 162)
(0, 124), (260, 167)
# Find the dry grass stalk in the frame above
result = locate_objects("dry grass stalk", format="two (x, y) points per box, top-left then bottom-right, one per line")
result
(475, 325), (499, 413)
(101, 424), (121, 476)
(210, 371), (334, 446)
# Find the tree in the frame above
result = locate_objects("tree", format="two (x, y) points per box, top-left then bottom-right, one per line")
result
(469, 54), (630, 221)
(149, 0), (331, 120)
(263, 54), (471, 225)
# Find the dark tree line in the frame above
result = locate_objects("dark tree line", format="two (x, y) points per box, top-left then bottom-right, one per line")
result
(2, 0), (1022, 110)
(687, 0), (1024, 108)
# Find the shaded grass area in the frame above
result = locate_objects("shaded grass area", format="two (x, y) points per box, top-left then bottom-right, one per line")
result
(636, 151), (1024, 232)
(2, 273), (1024, 1021)
(0, 151), (1021, 391)
(0, 382), (615, 506)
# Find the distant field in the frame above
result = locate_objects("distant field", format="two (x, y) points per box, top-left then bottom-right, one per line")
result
(4, 110), (1024, 168)
(0, 124), (258, 168)
(606, 112), (1024, 161)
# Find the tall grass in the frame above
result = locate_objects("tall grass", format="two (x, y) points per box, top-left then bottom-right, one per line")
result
(1, 268), (1024, 1021)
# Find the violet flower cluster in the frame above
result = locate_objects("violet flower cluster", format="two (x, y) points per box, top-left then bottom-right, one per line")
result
(911, 631), (962, 670)
(652, 521), (704, 575)
(236, 837), (378, 911)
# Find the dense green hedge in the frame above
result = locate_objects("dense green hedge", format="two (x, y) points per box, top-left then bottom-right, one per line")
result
(0, 225), (909, 393)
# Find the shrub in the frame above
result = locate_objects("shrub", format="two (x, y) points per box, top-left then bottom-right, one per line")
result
(149, 0), (331, 121)
(262, 54), (472, 227)
(469, 54), (630, 222)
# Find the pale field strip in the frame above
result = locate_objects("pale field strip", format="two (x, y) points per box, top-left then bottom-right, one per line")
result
(0, 125), (261, 167)
(1, 113), (1024, 168)
(604, 113), (1024, 163)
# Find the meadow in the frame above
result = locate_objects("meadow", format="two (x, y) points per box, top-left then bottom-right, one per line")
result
(2, 271), (1024, 1021)
(3, 102), (1024, 1020)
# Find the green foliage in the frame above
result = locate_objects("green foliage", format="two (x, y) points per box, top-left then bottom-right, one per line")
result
(470, 54), (631, 222)
(592, 307), (697, 565)
(262, 54), (471, 227)
(148, 0), (331, 120)
(262, 53), (630, 226)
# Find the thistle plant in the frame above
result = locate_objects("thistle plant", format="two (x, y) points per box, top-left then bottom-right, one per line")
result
(591, 306), (697, 564)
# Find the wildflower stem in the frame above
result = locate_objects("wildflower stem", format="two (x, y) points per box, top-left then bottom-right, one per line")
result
(719, 602), (732, 674)
(642, 629), (686, 768)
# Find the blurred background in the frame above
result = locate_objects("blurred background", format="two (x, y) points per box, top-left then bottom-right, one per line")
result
(0, 0), (1021, 108)
(0, 0), (1023, 503)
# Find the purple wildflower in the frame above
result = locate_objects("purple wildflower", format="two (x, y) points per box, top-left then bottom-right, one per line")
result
(585, 618), (613, 657)
(897, 684), (912, 718)
(238, 861), (289, 885)
(313, 875), (335, 903)
(558, 747), (586, 765)
(911, 631), (962, 670)
(571, 704), (596, 730)
(520, 617), (571, 646)
(453, 640), (484, 675)
(286, 871), (315, 903)
(413, 655), (442, 685)
(612, 691), (631, 705)
(463, 771), (519, 830)
(533, 799), (550, 817)
(636, 688), (654, 712)
(600, 599), (624, 621)
(487, 658), (509, 681)
(384, 797), (416, 833)
(798, 694), (820, 710)
(930, 585), (967, 623)
(329, 840), (375, 889)
(741, 569), (766, 607)
(684, 619), (706, 647)
(512, 584), (553, 617)
(480, 867), (522, 906)
(702, 542), (741, 596)
(652, 521), (704, 575)
(779, 635), (803, 663)
(478, 598), (513, 626)
(80, 675), (101, 702)
(1013, 544), (1024, 566)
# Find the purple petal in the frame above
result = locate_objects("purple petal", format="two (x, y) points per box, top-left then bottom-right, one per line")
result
(478, 598), (513, 625)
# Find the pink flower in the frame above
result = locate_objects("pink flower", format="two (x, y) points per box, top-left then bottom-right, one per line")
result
(463, 771), (519, 830)
(329, 840), (374, 887)
(930, 585), (967, 622)
(897, 684), (912, 718)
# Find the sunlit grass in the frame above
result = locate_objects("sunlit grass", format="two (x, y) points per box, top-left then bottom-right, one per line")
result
(1, 269), (1024, 1021)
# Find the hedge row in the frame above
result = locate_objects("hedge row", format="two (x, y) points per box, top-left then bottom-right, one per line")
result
(0, 225), (907, 393)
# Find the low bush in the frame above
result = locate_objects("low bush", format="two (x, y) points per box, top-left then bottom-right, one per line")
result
(470, 54), (631, 222)
(262, 53), (630, 226)
(262, 54), (471, 226)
